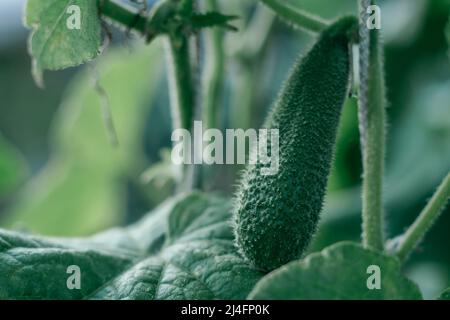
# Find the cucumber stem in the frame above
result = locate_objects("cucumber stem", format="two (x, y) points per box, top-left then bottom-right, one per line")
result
(165, 34), (196, 190)
(166, 35), (195, 131)
(260, 0), (328, 34)
(98, 0), (147, 34)
(358, 0), (386, 251)
(396, 172), (450, 263)
(203, 0), (225, 130)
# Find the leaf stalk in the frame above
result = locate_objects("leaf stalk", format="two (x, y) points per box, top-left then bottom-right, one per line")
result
(260, 0), (327, 33)
(396, 172), (450, 263)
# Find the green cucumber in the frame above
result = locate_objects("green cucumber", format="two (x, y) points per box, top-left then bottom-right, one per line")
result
(233, 16), (358, 271)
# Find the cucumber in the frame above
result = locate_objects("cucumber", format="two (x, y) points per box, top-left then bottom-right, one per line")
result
(233, 17), (358, 271)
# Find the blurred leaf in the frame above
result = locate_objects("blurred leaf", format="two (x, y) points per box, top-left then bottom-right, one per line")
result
(288, 0), (357, 19)
(53, 46), (162, 174)
(0, 193), (263, 299)
(405, 262), (449, 300)
(25, 0), (102, 72)
(4, 162), (121, 236)
(140, 149), (176, 205)
(248, 242), (422, 300)
(323, 80), (450, 224)
(381, 0), (427, 45)
(3, 43), (163, 236)
(439, 288), (450, 300)
(141, 149), (177, 186)
(0, 135), (28, 197)
(446, 13), (450, 59)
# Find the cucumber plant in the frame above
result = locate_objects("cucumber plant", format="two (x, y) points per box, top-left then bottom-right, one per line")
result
(0, 0), (449, 300)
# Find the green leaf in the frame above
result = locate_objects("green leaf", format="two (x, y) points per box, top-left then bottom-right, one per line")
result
(439, 288), (450, 300)
(0, 193), (263, 299)
(25, 0), (102, 71)
(191, 12), (239, 31)
(4, 43), (163, 236)
(24, 0), (53, 28)
(248, 242), (422, 300)
(0, 135), (28, 198)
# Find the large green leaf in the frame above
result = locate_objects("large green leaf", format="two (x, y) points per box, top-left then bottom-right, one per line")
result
(248, 242), (422, 300)
(25, 0), (102, 72)
(0, 193), (263, 300)
(3, 43), (163, 236)
(439, 288), (450, 300)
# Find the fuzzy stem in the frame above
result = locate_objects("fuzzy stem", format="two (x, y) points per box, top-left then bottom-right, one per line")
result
(166, 35), (195, 131)
(202, 0), (225, 130)
(165, 34), (196, 190)
(396, 172), (450, 263)
(260, 0), (327, 34)
(358, 0), (386, 251)
(98, 0), (147, 34)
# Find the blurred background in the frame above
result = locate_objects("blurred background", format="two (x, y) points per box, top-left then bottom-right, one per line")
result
(0, 0), (449, 299)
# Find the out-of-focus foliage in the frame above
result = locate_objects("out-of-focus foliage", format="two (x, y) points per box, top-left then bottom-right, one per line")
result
(289, 0), (357, 19)
(2, 43), (163, 236)
(406, 263), (449, 300)
(439, 287), (450, 300)
(0, 134), (28, 198)
(141, 149), (177, 192)
(322, 79), (450, 224)
(446, 13), (450, 56)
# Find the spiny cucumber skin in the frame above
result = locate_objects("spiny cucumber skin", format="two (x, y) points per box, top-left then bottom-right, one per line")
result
(233, 17), (358, 272)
